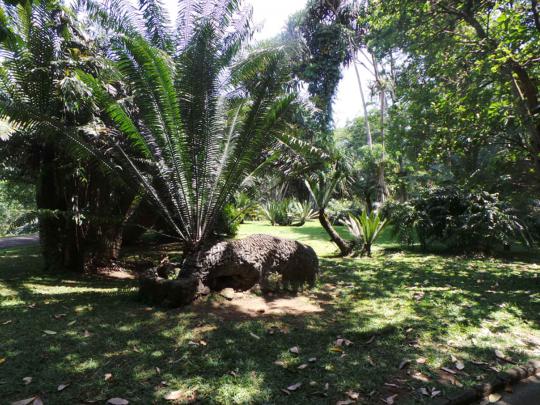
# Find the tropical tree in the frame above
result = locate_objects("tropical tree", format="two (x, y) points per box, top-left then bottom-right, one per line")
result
(73, 0), (304, 258)
(306, 170), (352, 256)
(0, 0), (141, 271)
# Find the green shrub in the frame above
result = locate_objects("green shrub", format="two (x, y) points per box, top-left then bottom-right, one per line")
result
(343, 211), (387, 256)
(383, 186), (532, 253)
(260, 199), (294, 226)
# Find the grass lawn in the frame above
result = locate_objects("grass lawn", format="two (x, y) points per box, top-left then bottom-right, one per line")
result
(1, 221), (539, 404)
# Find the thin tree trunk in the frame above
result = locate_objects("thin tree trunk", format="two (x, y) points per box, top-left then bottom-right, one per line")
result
(318, 209), (351, 256)
(352, 56), (373, 149)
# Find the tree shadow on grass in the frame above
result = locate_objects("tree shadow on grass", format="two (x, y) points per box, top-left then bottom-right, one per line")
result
(1, 244), (539, 404)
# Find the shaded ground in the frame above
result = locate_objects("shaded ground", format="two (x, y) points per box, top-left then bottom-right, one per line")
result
(474, 374), (540, 405)
(0, 234), (38, 249)
(0, 222), (539, 404)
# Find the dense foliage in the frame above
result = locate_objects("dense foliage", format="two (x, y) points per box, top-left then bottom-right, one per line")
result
(384, 186), (532, 252)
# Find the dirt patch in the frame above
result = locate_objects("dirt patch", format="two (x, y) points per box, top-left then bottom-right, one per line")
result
(190, 291), (324, 320)
(93, 267), (136, 280)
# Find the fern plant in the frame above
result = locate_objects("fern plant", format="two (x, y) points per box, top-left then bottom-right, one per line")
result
(344, 211), (387, 257)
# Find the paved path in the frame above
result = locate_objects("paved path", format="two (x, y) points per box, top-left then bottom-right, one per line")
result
(494, 375), (540, 405)
(474, 374), (540, 405)
(0, 234), (39, 249)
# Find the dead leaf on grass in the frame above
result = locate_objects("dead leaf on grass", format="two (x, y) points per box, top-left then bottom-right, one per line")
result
(308, 357), (317, 363)
(43, 330), (57, 335)
(287, 382), (302, 391)
(164, 390), (184, 400)
(441, 367), (456, 374)
(297, 364), (308, 370)
(22, 377), (32, 385)
(364, 335), (376, 344)
(382, 394), (398, 404)
(57, 383), (69, 391)
(83, 330), (91, 338)
(249, 332), (261, 340)
(488, 393), (502, 403)
(104, 373), (112, 381)
(11, 397), (37, 405)
(455, 360), (465, 370)
(416, 357), (426, 364)
(336, 400), (355, 405)
(346, 390), (360, 400)
(107, 398), (129, 405)
(398, 359), (410, 370)
(334, 338), (353, 347)
(2, 320), (12, 325)
(289, 346), (300, 354)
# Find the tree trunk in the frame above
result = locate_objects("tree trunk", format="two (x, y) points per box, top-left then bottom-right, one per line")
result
(139, 235), (319, 307)
(37, 143), (84, 272)
(318, 209), (351, 256)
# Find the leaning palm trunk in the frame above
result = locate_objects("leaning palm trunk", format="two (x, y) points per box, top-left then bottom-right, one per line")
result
(318, 209), (352, 256)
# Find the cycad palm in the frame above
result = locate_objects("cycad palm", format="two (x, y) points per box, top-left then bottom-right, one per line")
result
(77, 0), (299, 252)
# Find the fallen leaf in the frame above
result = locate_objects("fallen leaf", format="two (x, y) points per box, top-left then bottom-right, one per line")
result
(455, 360), (465, 370)
(441, 367), (456, 374)
(11, 397), (37, 405)
(22, 377), (32, 385)
(309, 381), (317, 386)
(53, 314), (67, 319)
(384, 383), (400, 388)
(249, 332), (261, 340)
(83, 330), (91, 338)
(382, 394), (398, 404)
(155, 367), (161, 374)
(297, 364), (308, 370)
(67, 320), (76, 326)
(164, 390), (184, 400)
(188, 341), (199, 347)
(330, 347), (343, 353)
(287, 382), (302, 391)
(57, 383), (69, 391)
(324, 383), (330, 391)
(289, 346), (300, 354)
(419, 387), (429, 396)
(308, 357), (317, 363)
(43, 330), (57, 335)
(280, 389), (291, 395)
(274, 360), (286, 367)
(489, 393), (502, 403)
(107, 398), (129, 405)
(335, 338), (353, 347)
(398, 359), (411, 370)
(0, 357), (6, 365)
(364, 335), (376, 344)
(2, 320), (12, 325)
(199, 340), (207, 346)
(336, 400), (355, 405)
(416, 357), (427, 364)
(346, 390), (360, 400)
(104, 373), (112, 381)
(431, 389), (441, 398)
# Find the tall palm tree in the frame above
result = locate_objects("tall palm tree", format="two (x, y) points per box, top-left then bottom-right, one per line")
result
(74, 0), (303, 254)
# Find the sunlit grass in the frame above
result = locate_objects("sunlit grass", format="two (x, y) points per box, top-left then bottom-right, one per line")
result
(0, 224), (539, 404)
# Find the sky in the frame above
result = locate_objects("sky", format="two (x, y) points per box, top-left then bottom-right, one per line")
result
(250, 0), (368, 128)
(163, 0), (369, 128)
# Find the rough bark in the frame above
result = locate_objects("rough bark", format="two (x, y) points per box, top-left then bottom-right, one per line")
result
(139, 234), (319, 307)
(318, 209), (352, 256)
